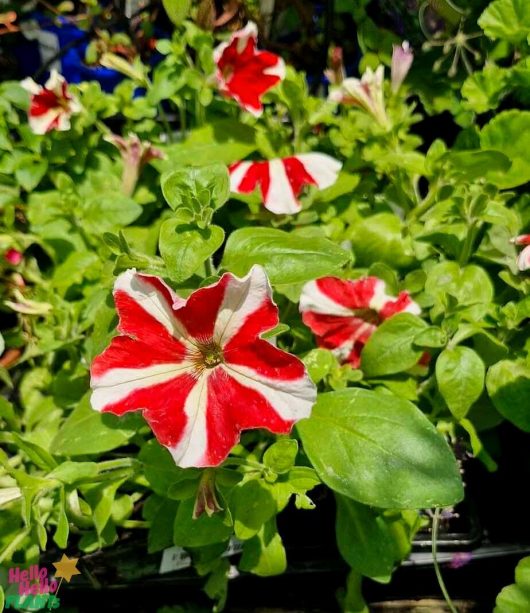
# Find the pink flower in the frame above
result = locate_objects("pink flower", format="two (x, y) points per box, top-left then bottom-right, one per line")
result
(300, 276), (420, 368)
(324, 45), (346, 85)
(329, 65), (388, 127)
(213, 21), (285, 116)
(4, 248), (23, 266)
(105, 133), (165, 196)
(90, 266), (316, 468)
(512, 234), (530, 271)
(229, 153), (342, 214)
(391, 41), (414, 93)
(20, 70), (81, 134)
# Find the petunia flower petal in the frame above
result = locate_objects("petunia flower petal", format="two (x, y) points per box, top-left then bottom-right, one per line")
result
(229, 153), (342, 215)
(213, 21), (285, 116)
(517, 245), (530, 271)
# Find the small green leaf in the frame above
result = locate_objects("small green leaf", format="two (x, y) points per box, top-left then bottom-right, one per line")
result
(230, 480), (277, 540)
(173, 497), (232, 547)
(239, 519), (286, 576)
(436, 347), (485, 419)
(161, 164), (230, 211)
(495, 556), (530, 612)
(159, 220), (224, 283)
(361, 313), (428, 377)
(263, 439), (298, 475)
(479, 0), (530, 44)
(486, 360), (530, 431)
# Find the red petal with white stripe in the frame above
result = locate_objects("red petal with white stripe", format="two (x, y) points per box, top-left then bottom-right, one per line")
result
(300, 276), (421, 368)
(90, 266), (316, 467)
(229, 153), (342, 214)
(213, 22), (285, 116)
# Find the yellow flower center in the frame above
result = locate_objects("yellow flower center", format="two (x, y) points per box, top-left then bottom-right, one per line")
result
(190, 340), (224, 374)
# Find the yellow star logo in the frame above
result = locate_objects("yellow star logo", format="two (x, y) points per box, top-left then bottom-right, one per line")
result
(52, 554), (81, 582)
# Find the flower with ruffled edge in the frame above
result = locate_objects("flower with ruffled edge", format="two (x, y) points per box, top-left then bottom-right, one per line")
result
(299, 276), (420, 368)
(213, 21), (285, 116)
(90, 266), (316, 468)
(229, 153), (342, 215)
(20, 70), (81, 134)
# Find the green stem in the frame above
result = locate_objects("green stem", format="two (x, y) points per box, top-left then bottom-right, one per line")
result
(204, 257), (215, 277)
(459, 220), (479, 266)
(158, 103), (173, 143)
(178, 101), (187, 138)
(432, 507), (458, 613)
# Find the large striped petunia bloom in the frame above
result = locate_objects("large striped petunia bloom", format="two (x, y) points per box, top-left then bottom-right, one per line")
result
(20, 70), (81, 135)
(300, 276), (421, 368)
(90, 266), (316, 468)
(213, 21), (285, 116)
(229, 153), (342, 214)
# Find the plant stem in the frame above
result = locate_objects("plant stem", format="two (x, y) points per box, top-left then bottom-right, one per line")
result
(432, 507), (458, 613)
(459, 220), (479, 266)
(204, 257), (215, 277)
(158, 103), (173, 143)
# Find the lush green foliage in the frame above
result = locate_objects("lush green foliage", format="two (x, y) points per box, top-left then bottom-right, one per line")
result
(2, 1), (530, 609)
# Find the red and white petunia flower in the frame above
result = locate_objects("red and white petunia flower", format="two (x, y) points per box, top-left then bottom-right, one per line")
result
(213, 21), (285, 116)
(20, 70), (81, 135)
(391, 41), (414, 93)
(300, 276), (421, 368)
(512, 234), (530, 271)
(329, 65), (388, 127)
(90, 266), (316, 468)
(229, 153), (342, 214)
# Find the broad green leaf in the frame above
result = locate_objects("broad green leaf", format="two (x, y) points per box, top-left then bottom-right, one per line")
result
(161, 164), (230, 211)
(159, 220), (224, 282)
(436, 347), (485, 419)
(480, 111), (530, 188)
(440, 150), (511, 180)
(143, 495), (179, 553)
(361, 313), (428, 377)
(424, 261), (494, 305)
(495, 556), (530, 612)
(173, 497), (232, 547)
(479, 0), (530, 43)
(239, 519), (286, 577)
(15, 156), (47, 191)
(486, 360), (530, 431)
(52, 394), (136, 456)
(222, 227), (351, 284)
(230, 480), (277, 540)
(83, 479), (125, 535)
(297, 389), (464, 508)
(335, 494), (409, 580)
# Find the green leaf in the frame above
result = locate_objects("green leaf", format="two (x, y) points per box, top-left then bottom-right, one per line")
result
(83, 479), (124, 535)
(239, 519), (286, 577)
(425, 261), (494, 305)
(263, 439), (298, 474)
(303, 348), (338, 383)
(440, 150), (511, 180)
(335, 494), (408, 580)
(47, 461), (98, 484)
(15, 156), (47, 191)
(162, 0), (192, 25)
(80, 193), (142, 233)
(10, 433), (57, 471)
(495, 556), (530, 612)
(159, 220), (224, 282)
(486, 360), (530, 432)
(222, 227), (351, 284)
(297, 388), (464, 508)
(361, 313), (428, 377)
(480, 110), (530, 188)
(144, 496), (179, 553)
(53, 489), (69, 549)
(479, 0), (530, 43)
(173, 497), (232, 547)
(139, 439), (199, 497)
(230, 480), (277, 540)
(436, 347), (485, 420)
(52, 394), (136, 456)
(349, 213), (414, 269)
(161, 164), (230, 212)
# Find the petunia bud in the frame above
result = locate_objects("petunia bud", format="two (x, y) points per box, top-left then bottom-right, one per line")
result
(193, 469), (223, 519)
(4, 248), (23, 266)
(391, 41), (414, 93)
(324, 45), (346, 85)
(329, 65), (389, 127)
(105, 133), (165, 196)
